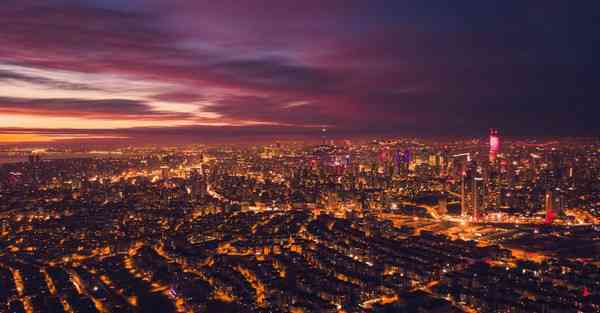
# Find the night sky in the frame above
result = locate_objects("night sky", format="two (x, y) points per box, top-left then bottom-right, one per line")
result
(1, 1), (599, 143)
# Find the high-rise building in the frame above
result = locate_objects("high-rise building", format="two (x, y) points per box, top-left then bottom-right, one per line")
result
(473, 177), (484, 220)
(28, 152), (42, 186)
(453, 153), (471, 218)
(394, 150), (410, 175)
(190, 167), (207, 200)
(460, 173), (466, 217)
(545, 190), (555, 224)
(161, 166), (170, 180)
(489, 129), (500, 163)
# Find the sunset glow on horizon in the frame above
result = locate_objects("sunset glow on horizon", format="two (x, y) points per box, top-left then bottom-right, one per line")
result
(1, 1), (598, 144)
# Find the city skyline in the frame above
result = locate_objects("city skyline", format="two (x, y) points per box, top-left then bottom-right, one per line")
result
(2, 136), (600, 313)
(2, 3), (600, 312)
(2, 1), (600, 144)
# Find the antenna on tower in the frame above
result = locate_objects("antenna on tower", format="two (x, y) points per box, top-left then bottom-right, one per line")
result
(321, 127), (328, 145)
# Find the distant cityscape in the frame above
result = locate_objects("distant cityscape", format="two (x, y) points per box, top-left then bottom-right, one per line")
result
(2, 0), (599, 312)
(1, 132), (599, 313)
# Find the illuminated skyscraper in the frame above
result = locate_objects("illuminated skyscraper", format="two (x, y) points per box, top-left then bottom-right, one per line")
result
(190, 167), (207, 200)
(28, 152), (42, 186)
(489, 129), (500, 163)
(473, 177), (484, 220)
(452, 153), (471, 218)
(460, 173), (466, 217)
(160, 166), (170, 180)
(545, 190), (555, 224)
(345, 154), (352, 167)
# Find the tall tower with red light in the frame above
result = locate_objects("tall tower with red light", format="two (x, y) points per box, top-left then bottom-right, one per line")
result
(545, 191), (556, 224)
(489, 129), (500, 163)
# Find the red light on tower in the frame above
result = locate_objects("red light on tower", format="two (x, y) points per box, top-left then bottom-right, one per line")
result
(489, 129), (500, 162)
(583, 287), (591, 297)
(490, 130), (499, 150)
(545, 191), (555, 224)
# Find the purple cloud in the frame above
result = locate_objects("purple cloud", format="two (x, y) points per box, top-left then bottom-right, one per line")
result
(0, 0), (598, 140)
(0, 97), (193, 120)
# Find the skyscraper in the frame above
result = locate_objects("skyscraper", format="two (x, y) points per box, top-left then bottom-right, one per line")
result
(28, 152), (42, 186)
(460, 173), (466, 217)
(452, 153), (471, 219)
(161, 166), (170, 180)
(190, 167), (207, 200)
(545, 190), (556, 224)
(473, 177), (484, 221)
(489, 129), (500, 163)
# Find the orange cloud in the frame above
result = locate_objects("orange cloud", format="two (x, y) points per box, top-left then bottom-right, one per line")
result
(0, 133), (55, 143)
